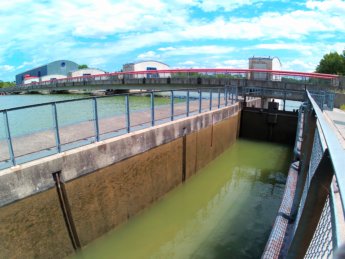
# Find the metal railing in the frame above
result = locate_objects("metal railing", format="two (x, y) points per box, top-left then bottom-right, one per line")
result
(281, 91), (345, 258)
(309, 90), (335, 111)
(0, 68), (338, 93)
(0, 86), (238, 170)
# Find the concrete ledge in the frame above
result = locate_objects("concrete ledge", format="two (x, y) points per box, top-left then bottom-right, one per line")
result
(0, 103), (240, 207)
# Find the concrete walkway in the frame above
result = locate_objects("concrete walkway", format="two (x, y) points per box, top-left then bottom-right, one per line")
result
(324, 108), (345, 149)
(324, 108), (345, 244)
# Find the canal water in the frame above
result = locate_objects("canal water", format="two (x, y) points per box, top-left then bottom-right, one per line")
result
(71, 139), (291, 259)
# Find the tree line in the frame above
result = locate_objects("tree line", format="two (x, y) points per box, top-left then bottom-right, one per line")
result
(316, 51), (345, 75)
(0, 81), (15, 88)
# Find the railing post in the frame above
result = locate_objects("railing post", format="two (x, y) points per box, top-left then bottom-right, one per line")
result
(231, 87), (234, 103)
(291, 103), (317, 217)
(3, 111), (16, 166)
(287, 149), (334, 259)
(218, 88), (221, 108)
(52, 103), (61, 153)
(150, 92), (155, 126)
(236, 87), (239, 102)
(283, 83), (287, 111)
(186, 90), (190, 117)
(93, 98), (100, 142)
(225, 87), (228, 106)
(199, 89), (202, 113)
(321, 93), (325, 111)
(125, 94), (130, 132)
(170, 90), (174, 121)
(209, 89), (212, 110)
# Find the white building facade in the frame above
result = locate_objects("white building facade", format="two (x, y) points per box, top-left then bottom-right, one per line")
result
(122, 61), (170, 78)
(69, 68), (106, 77)
(40, 74), (67, 81)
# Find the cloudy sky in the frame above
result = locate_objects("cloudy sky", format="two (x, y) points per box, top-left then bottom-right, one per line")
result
(0, 0), (344, 81)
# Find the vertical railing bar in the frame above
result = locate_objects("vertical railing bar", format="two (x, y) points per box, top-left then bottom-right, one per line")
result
(218, 88), (221, 108)
(150, 92), (155, 126)
(170, 90), (174, 121)
(209, 89), (212, 110)
(225, 86), (228, 106)
(236, 87), (238, 102)
(125, 94), (130, 133)
(231, 87), (234, 103)
(3, 111), (16, 166)
(199, 89), (202, 113)
(52, 103), (61, 153)
(93, 98), (100, 142)
(186, 90), (190, 117)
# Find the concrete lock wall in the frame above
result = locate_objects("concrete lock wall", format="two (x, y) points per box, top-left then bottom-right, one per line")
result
(0, 101), (245, 259)
(240, 107), (298, 145)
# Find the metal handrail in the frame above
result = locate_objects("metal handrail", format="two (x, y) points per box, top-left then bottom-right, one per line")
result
(0, 88), (220, 113)
(0, 68), (337, 92)
(307, 90), (345, 214)
(0, 86), (238, 169)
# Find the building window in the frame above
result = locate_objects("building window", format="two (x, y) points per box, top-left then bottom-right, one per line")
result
(61, 62), (66, 67)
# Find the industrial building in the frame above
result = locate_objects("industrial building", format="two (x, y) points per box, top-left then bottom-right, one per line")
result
(15, 60), (78, 84)
(69, 68), (106, 77)
(122, 61), (170, 78)
(22, 75), (39, 84)
(40, 74), (67, 82)
(248, 57), (282, 81)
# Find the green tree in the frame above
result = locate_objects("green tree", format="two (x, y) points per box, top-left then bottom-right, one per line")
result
(78, 64), (88, 69)
(0, 81), (15, 88)
(316, 51), (345, 75)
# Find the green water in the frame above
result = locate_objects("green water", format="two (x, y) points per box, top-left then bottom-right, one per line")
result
(72, 139), (291, 259)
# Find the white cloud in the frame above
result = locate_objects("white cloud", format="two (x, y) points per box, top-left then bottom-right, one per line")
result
(0, 65), (15, 71)
(158, 47), (177, 52)
(306, 0), (345, 14)
(197, 0), (261, 12)
(250, 43), (315, 56)
(179, 60), (196, 66)
(137, 51), (160, 59)
(222, 59), (248, 68)
(158, 45), (235, 56)
(283, 59), (317, 71)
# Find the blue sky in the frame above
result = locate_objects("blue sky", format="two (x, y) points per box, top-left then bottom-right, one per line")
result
(0, 0), (344, 81)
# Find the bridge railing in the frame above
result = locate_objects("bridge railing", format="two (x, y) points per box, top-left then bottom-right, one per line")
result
(0, 68), (339, 93)
(0, 86), (239, 170)
(268, 90), (345, 258)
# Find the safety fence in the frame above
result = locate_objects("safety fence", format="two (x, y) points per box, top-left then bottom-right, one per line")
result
(263, 90), (344, 258)
(0, 86), (238, 170)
